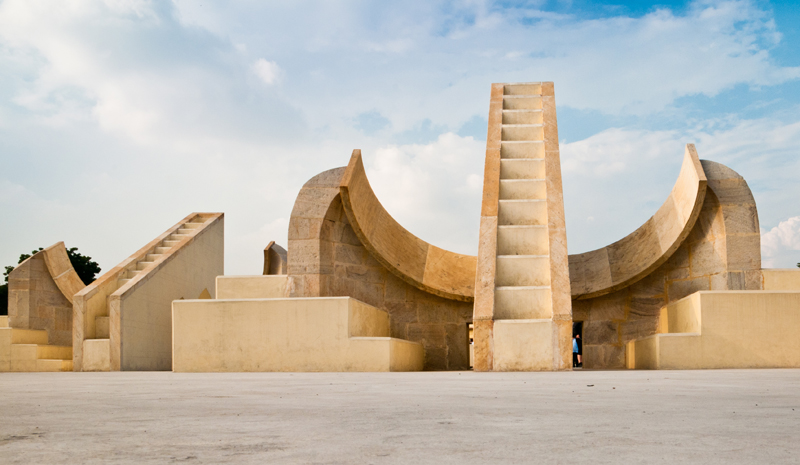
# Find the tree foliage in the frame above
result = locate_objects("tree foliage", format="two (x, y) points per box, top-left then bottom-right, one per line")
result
(1, 246), (101, 316)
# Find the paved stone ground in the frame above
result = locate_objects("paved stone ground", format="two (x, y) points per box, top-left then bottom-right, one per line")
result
(1, 370), (799, 464)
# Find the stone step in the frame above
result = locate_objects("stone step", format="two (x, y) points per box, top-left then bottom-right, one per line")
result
(36, 359), (73, 372)
(494, 286), (553, 320)
(500, 141), (544, 159)
(145, 253), (162, 262)
(502, 95), (542, 110)
(155, 247), (171, 254)
(503, 83), (542, 96)
(3, 328), (49, 345)
(499, 179), (546, 200)
(498, 200), (547, 226)
(497, 225), (549, 256)
(499, 159), (545, 180)
(502, 110), (543, 125)
(10, 344), (72, 360)
(182, 222), (205, 229)
(495, 255), (551, 287)
(82, 339), (111, 371)
(136, 261), (154, 271)
(501, 125), (544, 142)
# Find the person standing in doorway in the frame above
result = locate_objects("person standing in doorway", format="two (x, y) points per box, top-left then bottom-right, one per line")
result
(573, 334), (579, 367)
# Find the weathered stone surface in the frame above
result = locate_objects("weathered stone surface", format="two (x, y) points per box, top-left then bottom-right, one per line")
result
(584, 320), (618, 345)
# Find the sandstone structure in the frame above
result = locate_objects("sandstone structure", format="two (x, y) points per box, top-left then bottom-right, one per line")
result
(73, 213), (223, 371)
(0, 242), (84, 371)
(5, 81), (799, 373)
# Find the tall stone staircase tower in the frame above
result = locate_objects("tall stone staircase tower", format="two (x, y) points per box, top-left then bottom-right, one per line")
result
(472, 82), (572, 371)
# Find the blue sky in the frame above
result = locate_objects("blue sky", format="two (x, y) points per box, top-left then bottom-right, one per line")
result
(1, 0), (799, 275)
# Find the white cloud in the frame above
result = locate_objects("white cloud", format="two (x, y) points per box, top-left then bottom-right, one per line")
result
(761, 217), (800, 268)
(0, 0), (799, 276)
(252, 58), (281, 85)
(366, 133), (484, 254)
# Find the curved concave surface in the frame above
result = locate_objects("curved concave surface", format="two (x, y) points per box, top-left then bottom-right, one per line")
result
(568, 144), (707, 299)
(339, 150), (476, 302)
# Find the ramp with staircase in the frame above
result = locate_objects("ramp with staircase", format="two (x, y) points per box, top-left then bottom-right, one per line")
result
(172, 275), (424, 372)
(73, 212), (223, 371)
(472, 82), (572, 371)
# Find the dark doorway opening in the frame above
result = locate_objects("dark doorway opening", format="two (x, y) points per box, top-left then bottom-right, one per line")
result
(572, 321), (583, 369)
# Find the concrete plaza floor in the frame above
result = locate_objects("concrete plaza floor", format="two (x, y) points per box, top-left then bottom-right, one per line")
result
(1, 370), (799, 464)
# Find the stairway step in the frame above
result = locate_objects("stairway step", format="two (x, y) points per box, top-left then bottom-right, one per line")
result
(155, 247), (171, 254)
(96, 316), (110, 339)
(501, 141), (544, 159)
(118, 278), (131, 286)
(136, 261), (154, 271)
(162, 241), (181, 247)
(499, 179), (546, 200)
(125, 269), (141, 278)
(37, 345), (73, 360)
(498, 200), (547, 226)
(183, 222), (205, 229)
(496, 255), (551, 287)
(502, 110), (543, 125)
(503, 83), (542, 96)
(500, 159), (545, 180)
(9, 328), (48, 345)
(145, 254), (162, 262)
(36, 359), (73, 372)
(501, 125), (544, 142)
(177, 228), (193, 235)
(502, 95), (542, 110)
(497, 225), (549, 255)
(494, 286), (553, 320)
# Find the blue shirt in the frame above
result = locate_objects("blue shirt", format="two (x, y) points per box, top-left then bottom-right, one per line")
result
(573, 338), (578, 353)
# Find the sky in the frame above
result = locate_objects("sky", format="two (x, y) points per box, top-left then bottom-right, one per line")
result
(1, 0), (799, 277)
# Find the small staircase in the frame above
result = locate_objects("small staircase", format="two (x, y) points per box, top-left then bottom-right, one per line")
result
(0, 316), (73, 372)
(82, 218), (210, 371)
(172, 276), (425, 372)
(626, 290), (800, 370)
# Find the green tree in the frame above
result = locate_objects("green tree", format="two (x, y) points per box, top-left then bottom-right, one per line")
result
(0, 247), (101, 316)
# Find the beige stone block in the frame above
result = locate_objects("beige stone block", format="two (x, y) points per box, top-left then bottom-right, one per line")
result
(762, 269), (800, 291)
(216, 275), (289, 299)
(493, 320), (554, 371)
(83, 339), (111, 372)
(172, 297), (422, 372)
